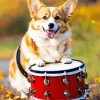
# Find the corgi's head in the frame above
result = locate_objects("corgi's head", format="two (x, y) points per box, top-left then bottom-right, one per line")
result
(27, 0), (77, 39)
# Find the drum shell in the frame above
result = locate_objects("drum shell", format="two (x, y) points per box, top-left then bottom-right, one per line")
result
(30, 72), (85, 100)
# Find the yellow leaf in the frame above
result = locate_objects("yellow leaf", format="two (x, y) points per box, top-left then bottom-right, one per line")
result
(94, 78), (98, 82)
(6, 90), (13, 94)
(5, 93), (11, 98)
(91, 20), (96, 24)
(0, 69), (5, 80)
(0, 84), (4, 91)
(13, 96), (20, 100)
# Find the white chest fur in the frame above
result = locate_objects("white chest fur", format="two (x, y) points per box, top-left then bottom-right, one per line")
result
(27, 27), (72, 62)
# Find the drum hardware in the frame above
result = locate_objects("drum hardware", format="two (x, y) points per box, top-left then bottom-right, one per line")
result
(77, 75), (83, 82)
(64, 90), (70, 98)
(78, 87), (85, 95)
(77, 70), (87, 82)
(27, 76), (35, 83)
(29, 87), (36, 95)
(44, 79), (50, 86)
(44, 91), (50, 98)
(77, 67), (83, 82)
(63, 71), (69, 85)
(82, 71), (88, 79)
(63, 78), (69, 85)
(44, 72), (50, 86)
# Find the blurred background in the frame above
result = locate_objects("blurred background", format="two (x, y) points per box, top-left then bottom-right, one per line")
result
(0, 0), (100, 99)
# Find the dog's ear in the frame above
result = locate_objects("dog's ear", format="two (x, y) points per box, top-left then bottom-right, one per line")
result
(27, 0), (45, 18)
(60, 0), (77, 20)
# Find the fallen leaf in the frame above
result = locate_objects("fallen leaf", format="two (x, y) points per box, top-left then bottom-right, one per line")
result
(0, 69), (5, 80)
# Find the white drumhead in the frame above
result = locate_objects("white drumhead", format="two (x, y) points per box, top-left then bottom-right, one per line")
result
(28, 59), (86, 76)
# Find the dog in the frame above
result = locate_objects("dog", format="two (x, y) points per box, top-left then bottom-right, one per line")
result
(9, 0), (77, 98)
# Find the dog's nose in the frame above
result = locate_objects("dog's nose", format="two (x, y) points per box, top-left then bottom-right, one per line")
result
(48, 23), (54, 29)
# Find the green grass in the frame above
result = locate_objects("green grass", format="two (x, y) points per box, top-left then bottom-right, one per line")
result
(0, 34), (100, 82)
(0, 40), (20, 59)
(72, 33), (100, 82)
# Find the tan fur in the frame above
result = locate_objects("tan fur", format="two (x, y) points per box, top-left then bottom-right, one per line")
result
(9, 59), (17, 79)
(9, 50), (18, 80)
(23, 33), (39, 56)
(63, 37), (72, 54)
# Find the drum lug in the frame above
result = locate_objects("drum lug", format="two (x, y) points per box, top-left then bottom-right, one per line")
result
(44, 72), (50, 86)
(63, 71), (69, 85)
(44, 91), (50, 98)
(63, 78), (69, 85)
(27, 76), (35, 83)
(29, 87), (36, 96)
(78, 87), (85, 95)
(82, 72), (88, 78)
(44, 79), (50, 86)
(64, 90), (70, 97)
(77, 75), (83, 82)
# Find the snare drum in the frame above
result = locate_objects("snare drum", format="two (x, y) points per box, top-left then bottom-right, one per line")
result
(28, 59), (89, 100)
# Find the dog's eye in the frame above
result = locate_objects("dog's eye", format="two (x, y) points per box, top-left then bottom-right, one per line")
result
(42, 16), (47, 20)
(55, 16), (60, 20)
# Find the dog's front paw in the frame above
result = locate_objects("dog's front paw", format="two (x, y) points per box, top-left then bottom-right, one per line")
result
(35, 59), (45, 67)
(29, 58), (45, 67)
(29, 59), (45, 67)
(61, 58), (72, 64)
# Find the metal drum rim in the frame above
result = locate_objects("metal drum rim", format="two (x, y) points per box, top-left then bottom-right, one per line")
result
(28, 59), (86, 76)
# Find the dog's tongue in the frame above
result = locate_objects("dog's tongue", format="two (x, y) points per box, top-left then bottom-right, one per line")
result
(46, 31), (55, 39)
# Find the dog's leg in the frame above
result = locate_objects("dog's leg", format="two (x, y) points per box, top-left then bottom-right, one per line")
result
(60, 48), (72, 64)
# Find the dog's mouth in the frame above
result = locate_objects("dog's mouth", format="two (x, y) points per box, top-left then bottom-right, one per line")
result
(43, 27), (60, 39)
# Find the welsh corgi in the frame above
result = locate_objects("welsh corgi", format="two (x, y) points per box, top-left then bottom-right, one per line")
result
(9, 0), (77, 98)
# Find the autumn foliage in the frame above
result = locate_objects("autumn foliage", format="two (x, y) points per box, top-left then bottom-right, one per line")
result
(0, 0), (100, 36)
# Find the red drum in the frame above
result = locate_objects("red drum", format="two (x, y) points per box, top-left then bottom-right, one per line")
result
(28, 59), (89, 100)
